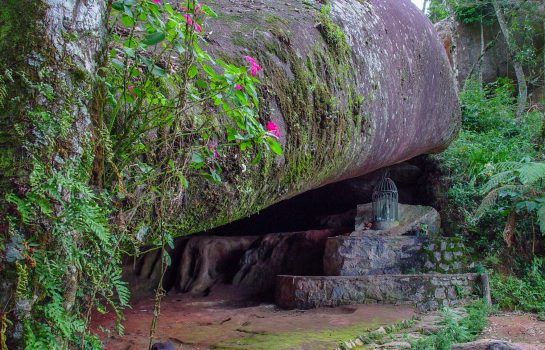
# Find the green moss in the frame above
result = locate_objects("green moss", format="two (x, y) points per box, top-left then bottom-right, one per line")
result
(317, 4), (350, 57)
(210, 322), (380, 350)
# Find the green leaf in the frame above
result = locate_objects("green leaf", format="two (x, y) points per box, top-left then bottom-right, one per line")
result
(226, 127), (237, 142)
(142, 31), (166, 46)
(120, 14), (135, 27)
(111, 58), (124, 70)
(202, 64), (217, 78)
(191, 152), (204, 169)
(178, 174), (189, 189)
(188, 65), (198, 79)
(201, 5), (218, 17)
(201, 170), (221, 183)
(195, 80), (207, 89)
(251, 150), (263, 165)
(266, 137), (283, 155)
(149, 65), (167, 77)
(112, 2), (124, 11)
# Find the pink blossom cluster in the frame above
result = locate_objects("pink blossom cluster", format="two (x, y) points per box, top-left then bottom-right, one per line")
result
(180, 2), (203, 32)
(243, 55), (263, 76)
(266, 121), (280, 138)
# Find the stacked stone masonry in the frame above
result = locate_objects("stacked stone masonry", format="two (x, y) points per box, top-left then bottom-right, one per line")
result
(275, 274), (483, 311)
(275, 204), (484, 311)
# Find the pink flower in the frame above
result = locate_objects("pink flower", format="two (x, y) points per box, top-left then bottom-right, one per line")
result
(266, 121), (280, 138)
(183, 14), (202, 33)
(243, 55), (262, 76)
(152, 0), (161, 4)
(183, 14), (193, 25)
(235, 84), (243, 90)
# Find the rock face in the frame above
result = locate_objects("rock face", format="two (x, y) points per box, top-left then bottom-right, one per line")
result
(178, 236), (259, 295)
(167, 0), (460, 234)
(233, 229), (337, 293)
(126, 229), (339, 297)
(435, 15), (545, 89)
(435, 18), (513, 87)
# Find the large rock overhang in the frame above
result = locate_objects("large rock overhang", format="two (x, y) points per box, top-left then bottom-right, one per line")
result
(168, 0), (460, 234)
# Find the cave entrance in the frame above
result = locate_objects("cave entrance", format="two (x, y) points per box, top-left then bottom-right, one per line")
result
(126, 155), (441, 301)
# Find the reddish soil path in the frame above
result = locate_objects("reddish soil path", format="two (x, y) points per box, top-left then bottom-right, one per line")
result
(479, 312), (545, 350)
(91, 285), (415, 350)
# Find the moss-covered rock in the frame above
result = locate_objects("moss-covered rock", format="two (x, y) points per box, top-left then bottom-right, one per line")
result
(170, 0), (460, 234)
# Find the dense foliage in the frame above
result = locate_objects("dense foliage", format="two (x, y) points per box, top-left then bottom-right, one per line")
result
(438, 76), (544, 310)
(1, 0), (280, 348)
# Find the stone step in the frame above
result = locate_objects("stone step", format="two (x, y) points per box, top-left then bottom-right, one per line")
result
(275, 273), (485, 312)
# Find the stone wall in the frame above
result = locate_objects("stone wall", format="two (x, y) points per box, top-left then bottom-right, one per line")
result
(275, 274), (483, 311)
(324, 234), (468, 276)
(423, 237), (467, 274)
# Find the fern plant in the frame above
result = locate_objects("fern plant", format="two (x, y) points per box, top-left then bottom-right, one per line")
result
(476, 160), (545, 235)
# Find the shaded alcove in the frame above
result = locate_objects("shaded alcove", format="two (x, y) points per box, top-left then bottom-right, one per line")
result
(206, 155), (442, 236)
(126, 155), (445, 299)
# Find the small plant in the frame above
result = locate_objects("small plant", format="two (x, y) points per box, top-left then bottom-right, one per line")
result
(411, 300), (489, 350)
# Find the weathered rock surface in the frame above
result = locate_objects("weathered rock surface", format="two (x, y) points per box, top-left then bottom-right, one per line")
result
(233, 229), (338, 293)
(435, 15), (544, 89)
(167, 0), (460, 233)
(435, 18), (512, 87)
(275, 273), (481, 311)
(126, 229), (339, 297)
(177, 236), (259, 295)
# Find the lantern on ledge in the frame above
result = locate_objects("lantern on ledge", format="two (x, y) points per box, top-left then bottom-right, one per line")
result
(372, 172), (399, 230)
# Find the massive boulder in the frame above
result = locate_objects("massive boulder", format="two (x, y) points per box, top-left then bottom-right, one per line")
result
(172, 0), (460, 234)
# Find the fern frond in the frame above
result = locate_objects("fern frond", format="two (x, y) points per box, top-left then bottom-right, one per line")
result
(475, 188), (499, 219)
(481, 170), (515, 194)
(517, 162), (545, 186)
(493, 161), (522, 172)
(0, 69), (13, 109)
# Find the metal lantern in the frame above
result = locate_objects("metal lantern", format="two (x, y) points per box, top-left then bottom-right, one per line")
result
(372, 172), (399, 230)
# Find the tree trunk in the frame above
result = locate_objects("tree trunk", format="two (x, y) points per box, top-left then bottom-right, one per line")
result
(422, 0), (428, 13)
(0, 1), (106, 347)
(492, 0), (528, 122)
(478, 20), (484, 88)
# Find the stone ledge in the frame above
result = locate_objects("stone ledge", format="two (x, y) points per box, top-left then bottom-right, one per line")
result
(275, 273), (484, 312)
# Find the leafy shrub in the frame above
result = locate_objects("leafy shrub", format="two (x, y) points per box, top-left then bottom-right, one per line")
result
(491, 258), (545, 313)
(437, 78), (543, 261)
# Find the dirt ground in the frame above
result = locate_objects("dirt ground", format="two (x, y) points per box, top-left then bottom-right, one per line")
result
(91, 285), (415, 350)
(92, 285), (545, 350)
(479, 312), (545, 350)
